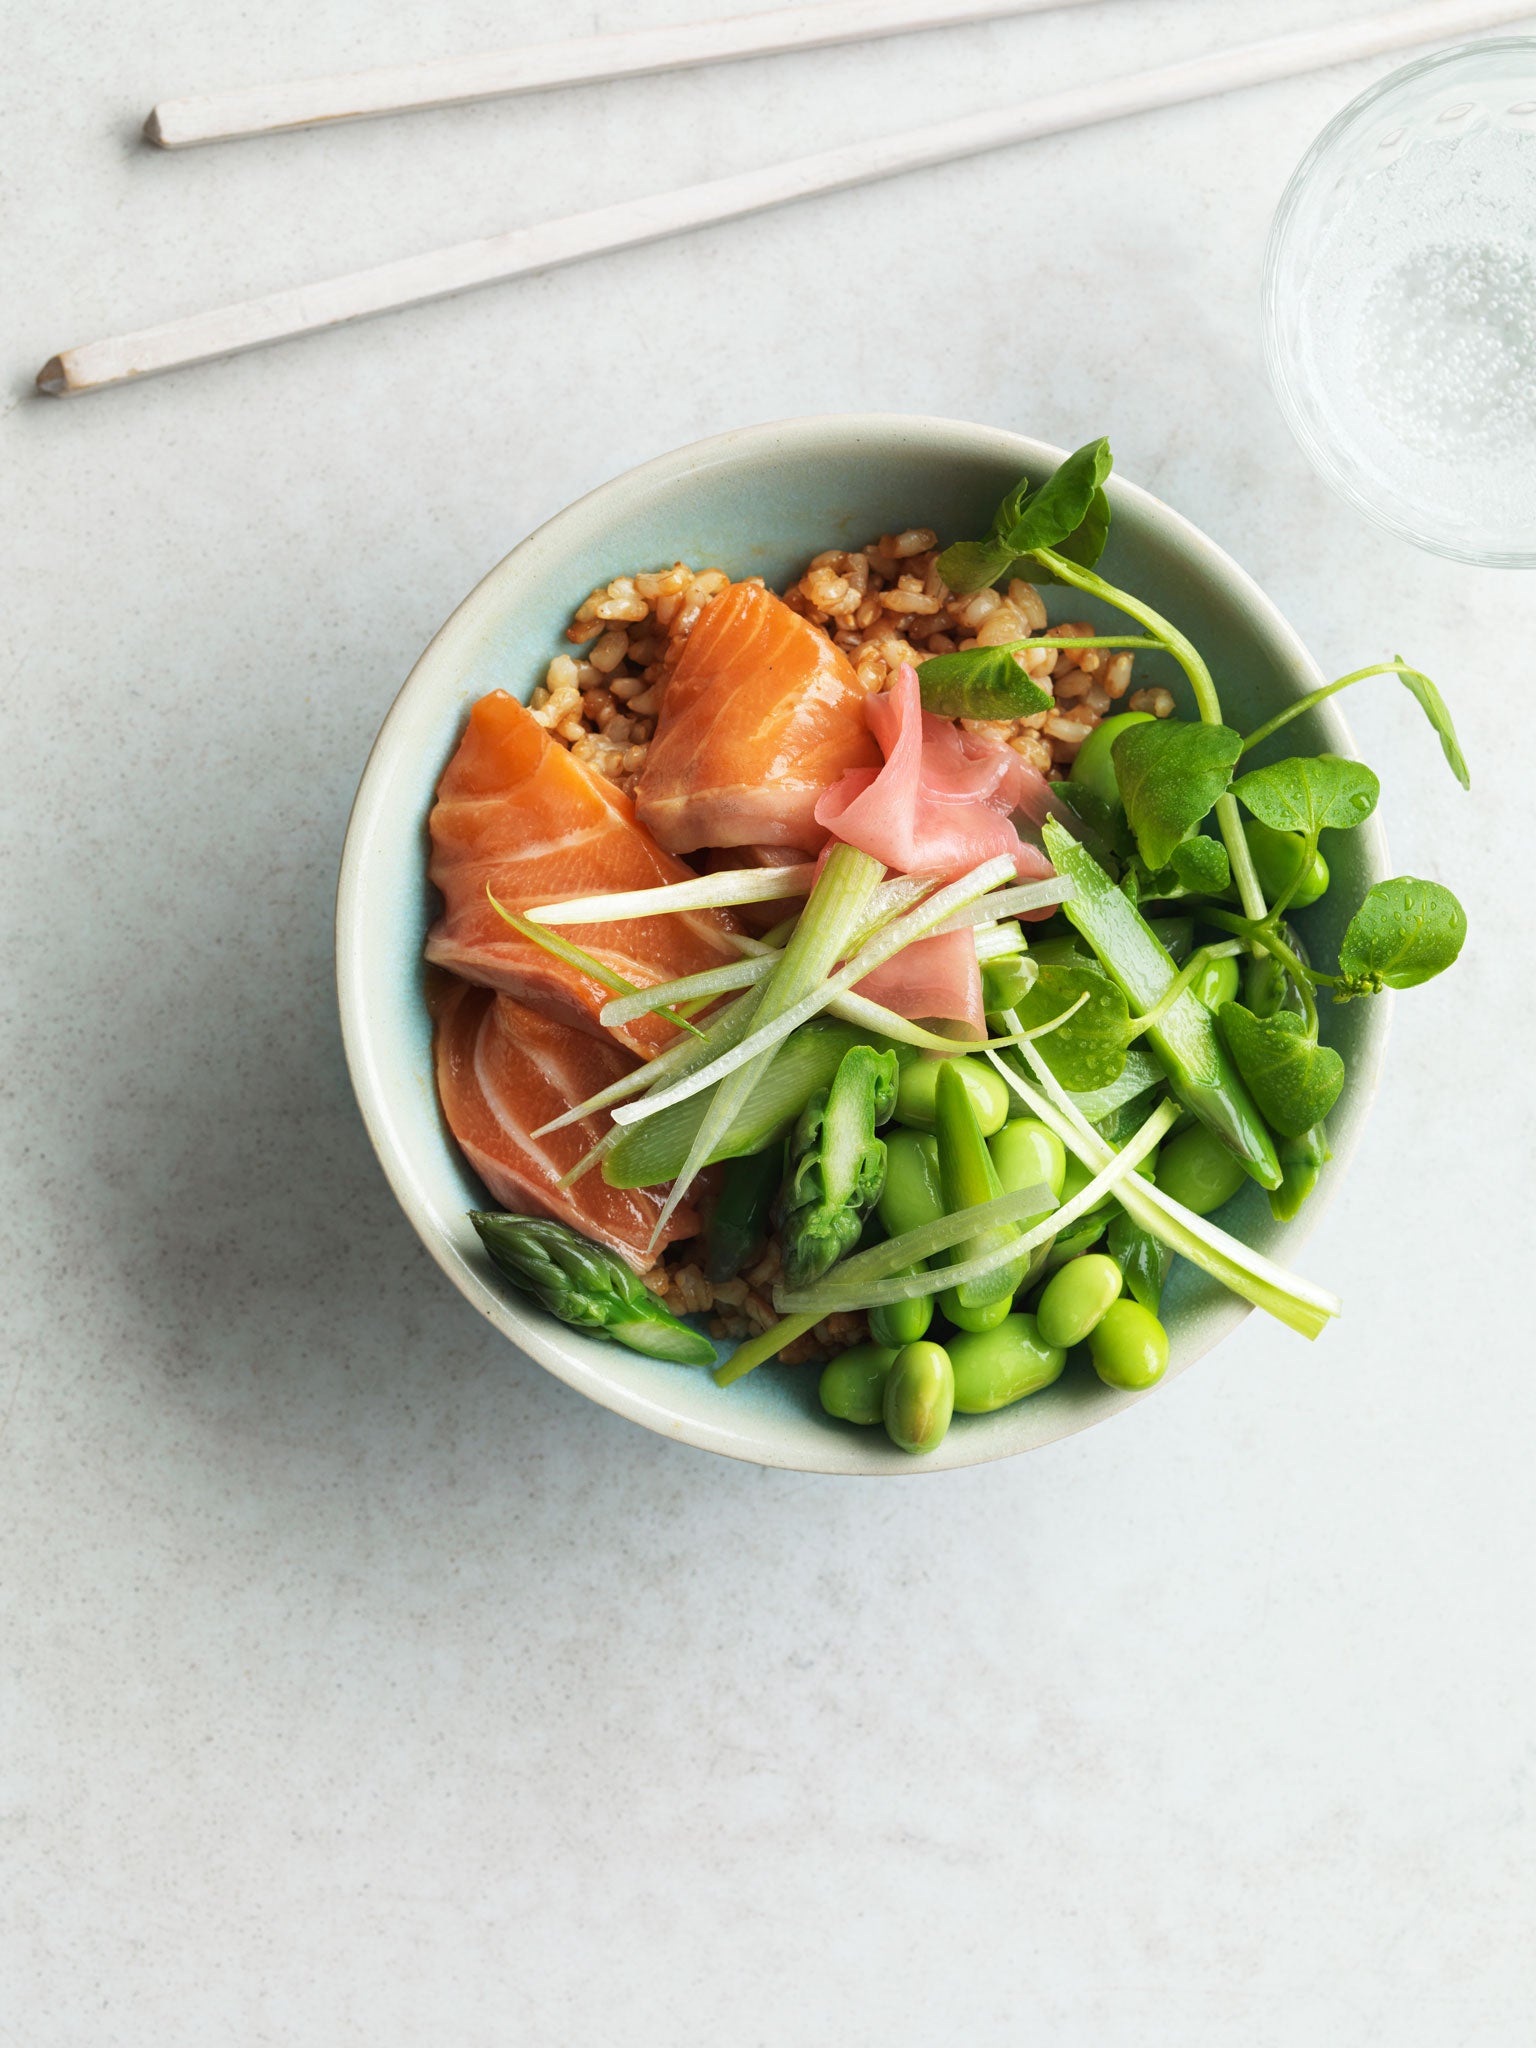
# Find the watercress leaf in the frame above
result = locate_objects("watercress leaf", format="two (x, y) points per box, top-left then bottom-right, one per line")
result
(1107, 1210), (1172, 1315)
(1169, 834), (1230, 894)
(915, 643), (1054, 719)
(1232, 754), (1379, 837)
(937, 440), (1114, 593)
(1119, 833), (1229, 906)
(1337, 877), (1467, 994)
(1393, 654), (1470, 790)
(1112, 718), (1243, 871)
(1217, 1002), (1345, 1140)
(1001, 439), (1114, 561)
(1031, 483), (1112, 577)
(934, 536), (1014, 595)
(1009, 960), (1129, 1092)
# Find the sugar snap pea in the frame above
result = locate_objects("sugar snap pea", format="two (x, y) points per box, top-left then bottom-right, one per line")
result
(878, 1129), (944, 1238)
(1043, 818), (1281, 1190)
(1270, 1121), (1330, 1222)
(934, 1060), (1031, 1311)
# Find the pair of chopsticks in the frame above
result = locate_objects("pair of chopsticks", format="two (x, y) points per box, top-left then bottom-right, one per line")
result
(37, 0), (1536, 397)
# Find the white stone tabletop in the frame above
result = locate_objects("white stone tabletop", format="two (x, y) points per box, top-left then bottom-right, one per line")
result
(4, 3), (1533, 2041)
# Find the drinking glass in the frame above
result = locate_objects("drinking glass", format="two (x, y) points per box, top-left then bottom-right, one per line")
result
(1265, 39), (1536, 567)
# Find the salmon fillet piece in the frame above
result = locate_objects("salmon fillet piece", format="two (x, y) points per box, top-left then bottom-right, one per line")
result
(635, 582), (881, 855)
(427, 690), (742, 1058)
(434, 979), (698, 1269)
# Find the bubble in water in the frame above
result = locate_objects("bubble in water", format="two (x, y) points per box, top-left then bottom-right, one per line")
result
(1298, 119), (1536, 544)
(1357, 239), (1536, 456)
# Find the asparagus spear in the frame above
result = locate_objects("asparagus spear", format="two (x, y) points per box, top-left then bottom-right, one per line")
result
(469, 1213), (715, 1365)
(775, 1046), (899, 1290)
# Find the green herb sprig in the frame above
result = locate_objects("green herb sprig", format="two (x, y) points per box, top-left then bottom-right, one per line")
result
(941, 440), (1470, 1210)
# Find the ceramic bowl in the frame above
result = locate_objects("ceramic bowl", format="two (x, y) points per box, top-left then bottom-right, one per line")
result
(336, 415), (1388, 1473)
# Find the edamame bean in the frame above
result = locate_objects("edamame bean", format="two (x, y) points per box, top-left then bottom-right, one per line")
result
(882, 1340), (955, 1454)
(1155, 1122), (1247, 1215)
(870, 1275), (934, 1349)
(1191, 952), (1240, 1013)
(878, 1130), (944, 1237)
(939, 1284), (1014, 1333)
(988, 1117), (1067, 1200)
(819, 1343), (898, 1425)
(1244, 818), (1329, 910)
(1036, 1253), (1124, 1349)
(1088, 1300), (1170, 1390)
(894, 1055), (1010, 1136)
(949, 1313), (1067, 1412)
(1068, 710), (1154, 811)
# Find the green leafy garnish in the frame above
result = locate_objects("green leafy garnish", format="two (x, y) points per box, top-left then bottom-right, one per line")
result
(1122, 832), (1231, 906)
(1239, 658), (1469, 790)
(1232, 755), (1380, 838)
(1336, 878), (1467, 996)
(1393, 661), (1469, 788)
(1042, 483), (1112, 576)
(936, 438), (1113, 593)
(1112, 719), (1244, 871)
(1008, 960), (1130, 1092)
(1217, 1003), (1345, 1139)
(915, 643), (1054, 719)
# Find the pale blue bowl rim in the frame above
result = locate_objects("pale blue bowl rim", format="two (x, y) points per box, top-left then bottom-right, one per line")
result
(335, 413), (1388, 1475)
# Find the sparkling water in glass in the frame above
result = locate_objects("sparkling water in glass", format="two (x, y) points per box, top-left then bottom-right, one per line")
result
(1265, 39), (1536, 567)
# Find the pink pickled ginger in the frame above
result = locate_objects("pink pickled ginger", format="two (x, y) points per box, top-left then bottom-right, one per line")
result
(816, 664), (1061, 1036)
(855, 929), (985, 1040)
(814, 664), (1059, 884)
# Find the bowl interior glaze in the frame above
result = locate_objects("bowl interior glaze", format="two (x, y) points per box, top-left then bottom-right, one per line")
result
(336, 416), (1387, 1474)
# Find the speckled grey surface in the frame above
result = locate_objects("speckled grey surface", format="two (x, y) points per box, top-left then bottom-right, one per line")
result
(4, 3), (1534, 2041)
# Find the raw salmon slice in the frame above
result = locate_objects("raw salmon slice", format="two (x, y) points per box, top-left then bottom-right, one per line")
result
(434, 978), (698, 1269)
(427, 690), (742, 1058)
(635, 581), (881, 855)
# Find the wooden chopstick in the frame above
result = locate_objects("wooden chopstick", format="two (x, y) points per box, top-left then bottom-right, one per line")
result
(144, 0), (1107, 149)
(42, 0), (1536, 397)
